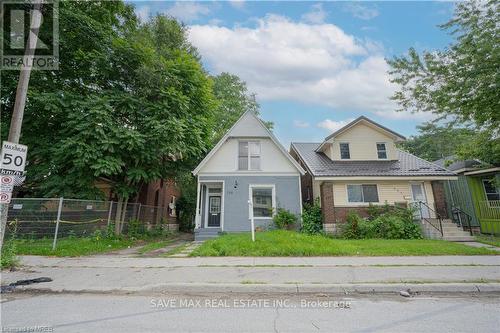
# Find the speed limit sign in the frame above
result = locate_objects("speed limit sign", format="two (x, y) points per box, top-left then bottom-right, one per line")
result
(0, 141), (28, 173)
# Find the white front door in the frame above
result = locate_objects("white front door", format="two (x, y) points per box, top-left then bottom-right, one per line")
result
(411, 183), (430, 218)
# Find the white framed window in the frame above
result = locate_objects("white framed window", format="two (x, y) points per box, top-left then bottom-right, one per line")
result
(340, 142), (350, 159)
(376, 143), (387, 159)
(482, 179), (500, 202)
(347, 184), (379, 203)
(249, 184), (275, 218)
(238, 141), (261, 170)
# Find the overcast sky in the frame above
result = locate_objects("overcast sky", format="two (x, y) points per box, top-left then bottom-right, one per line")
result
(130, 1), (456, 146)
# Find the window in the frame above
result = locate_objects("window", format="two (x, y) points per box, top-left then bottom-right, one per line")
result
(482, 179), (500, 202)
(238, 141), (261, 170)
(377, 143), (387, 159)
(340, 143), (350, 159)
(250, 186), (274, 218)
(347, 184), (379, 203)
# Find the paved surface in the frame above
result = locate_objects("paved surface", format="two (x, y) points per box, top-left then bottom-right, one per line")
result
(2, 255), (499, 294)
(462, 242), (500, 252)
(15, 254), (500, 268)
(1, 293), (499, 332)
(169, 241), (204, 258)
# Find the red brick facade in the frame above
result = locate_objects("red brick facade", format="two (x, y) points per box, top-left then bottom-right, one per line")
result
(431, 180), (448, 218)
(137, 178), (181, 223)
(320, 182), (335, 224)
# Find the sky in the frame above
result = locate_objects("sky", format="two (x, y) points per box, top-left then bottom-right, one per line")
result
(129, 1), (456, 146)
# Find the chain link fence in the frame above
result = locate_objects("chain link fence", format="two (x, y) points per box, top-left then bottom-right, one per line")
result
(5, 198), (179, 249)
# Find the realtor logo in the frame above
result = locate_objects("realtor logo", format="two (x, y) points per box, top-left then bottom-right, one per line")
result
(1, 0), (59, 70)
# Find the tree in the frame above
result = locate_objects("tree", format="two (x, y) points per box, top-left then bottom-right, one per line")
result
(398, 123), (475, 161)
(211, 72), (260, 139)
(388, 0), (499, 164)
(1, 2), (217, 233)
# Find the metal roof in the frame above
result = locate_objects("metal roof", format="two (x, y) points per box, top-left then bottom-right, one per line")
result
(291, 142), (456, 177)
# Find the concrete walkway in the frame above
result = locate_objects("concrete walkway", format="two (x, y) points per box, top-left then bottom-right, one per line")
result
(462, 242), (500, 252)
(2, 255), (499, 295)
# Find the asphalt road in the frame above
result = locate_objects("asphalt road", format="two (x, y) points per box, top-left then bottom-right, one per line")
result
(1, 293), (499, 332)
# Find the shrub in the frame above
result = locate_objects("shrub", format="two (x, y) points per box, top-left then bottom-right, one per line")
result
(127, 219), (147, 238)
(301, 199), (323, 235)
(341, 207), (423, 240)
(1, 220), (19, 269)
(340, 211), (365, 239)
(273, 208), (297, 229)
(367, 202), (391, 220)
(176, 196), (195, 232)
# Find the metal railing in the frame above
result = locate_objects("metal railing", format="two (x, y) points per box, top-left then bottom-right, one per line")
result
(478, 200), (500, 220)
(418, 201), (443, 237)
(451, 206), (474, 236)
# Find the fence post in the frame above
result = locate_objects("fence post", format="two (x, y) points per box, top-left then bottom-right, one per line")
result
(107, 201), (113, 227)
(52, 197), (63, 250)
(136, 203), (142, 222)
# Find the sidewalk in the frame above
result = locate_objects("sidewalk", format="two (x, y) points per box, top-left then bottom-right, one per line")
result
(2, 255), (499, 295)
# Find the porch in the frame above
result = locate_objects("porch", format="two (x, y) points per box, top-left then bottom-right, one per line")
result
(194, 180), (224, 240)
(477, 200), (500, 234)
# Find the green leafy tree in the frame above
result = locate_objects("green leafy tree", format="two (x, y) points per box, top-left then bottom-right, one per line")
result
(398, 123), (475, 161)
(1, 2), (216, 234)
(388, 0), (499, 164)
(211, 72), (260, 139)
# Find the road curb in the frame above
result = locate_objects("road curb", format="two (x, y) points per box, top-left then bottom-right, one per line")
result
(8, 283), (500, 295)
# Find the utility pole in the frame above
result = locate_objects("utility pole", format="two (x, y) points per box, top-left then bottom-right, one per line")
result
(0, 1), (43, 248)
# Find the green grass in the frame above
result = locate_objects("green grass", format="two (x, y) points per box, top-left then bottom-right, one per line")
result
(7, 237), (137, 257)
(137, 240), (172, 254)
(475, 235), (500, 248)
(190, 230), (499, 257)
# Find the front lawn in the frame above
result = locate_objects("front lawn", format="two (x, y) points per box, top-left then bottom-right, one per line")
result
(191, 230), (499, 256)
(7, 237), (137, 257)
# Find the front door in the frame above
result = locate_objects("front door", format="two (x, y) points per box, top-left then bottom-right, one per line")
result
(411, 183), (430, 219)
(208, 196), (221, 227)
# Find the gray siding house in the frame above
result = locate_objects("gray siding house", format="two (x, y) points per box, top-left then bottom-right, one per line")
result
(192, 111), (305, 240)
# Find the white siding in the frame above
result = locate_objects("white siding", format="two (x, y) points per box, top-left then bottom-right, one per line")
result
(331, 180), (436, 208)
(326, 123), (397, 161)
(199, 138), (299, 174)
(230, 112), (270, 137)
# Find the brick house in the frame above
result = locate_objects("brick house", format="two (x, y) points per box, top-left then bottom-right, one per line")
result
(290, 116), (459, 236)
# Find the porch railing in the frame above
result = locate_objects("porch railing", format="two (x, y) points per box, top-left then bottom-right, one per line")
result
(418, 201), (443, 237)
(478, 200), (500, 220)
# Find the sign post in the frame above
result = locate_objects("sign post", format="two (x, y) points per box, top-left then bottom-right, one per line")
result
(0, 141), (28, 247)
(248, 199), (255, 242)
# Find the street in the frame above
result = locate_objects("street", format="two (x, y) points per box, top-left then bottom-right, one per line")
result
(1, 293), (499, 332)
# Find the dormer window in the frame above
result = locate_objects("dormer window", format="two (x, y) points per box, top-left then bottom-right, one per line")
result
(238, 141), (261, 170)
(377, 143), (387, 159)
(340, 143), (350, 159)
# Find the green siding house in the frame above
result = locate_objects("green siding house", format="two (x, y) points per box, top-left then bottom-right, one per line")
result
(435, 157), (500, 235)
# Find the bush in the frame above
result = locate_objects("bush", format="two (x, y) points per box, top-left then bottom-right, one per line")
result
(176, 196), (195, 232)
(1, 220), (19, 269)
(273, 208), (297, 229)
(341, 207), (422, 240)
(301, 199), (323, 235)
(340, 211), (365, 239)
(127, 219), (147, 238)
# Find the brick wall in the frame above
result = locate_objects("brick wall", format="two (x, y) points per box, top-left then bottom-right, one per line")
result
(320, 182), (335, 224)
(431, 180), (448, 218)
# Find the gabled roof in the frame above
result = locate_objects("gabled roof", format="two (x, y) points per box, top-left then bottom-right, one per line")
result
(315, 116), (406, 152)
(193, 111), (305, 175)
(291, 142), (456, 178)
